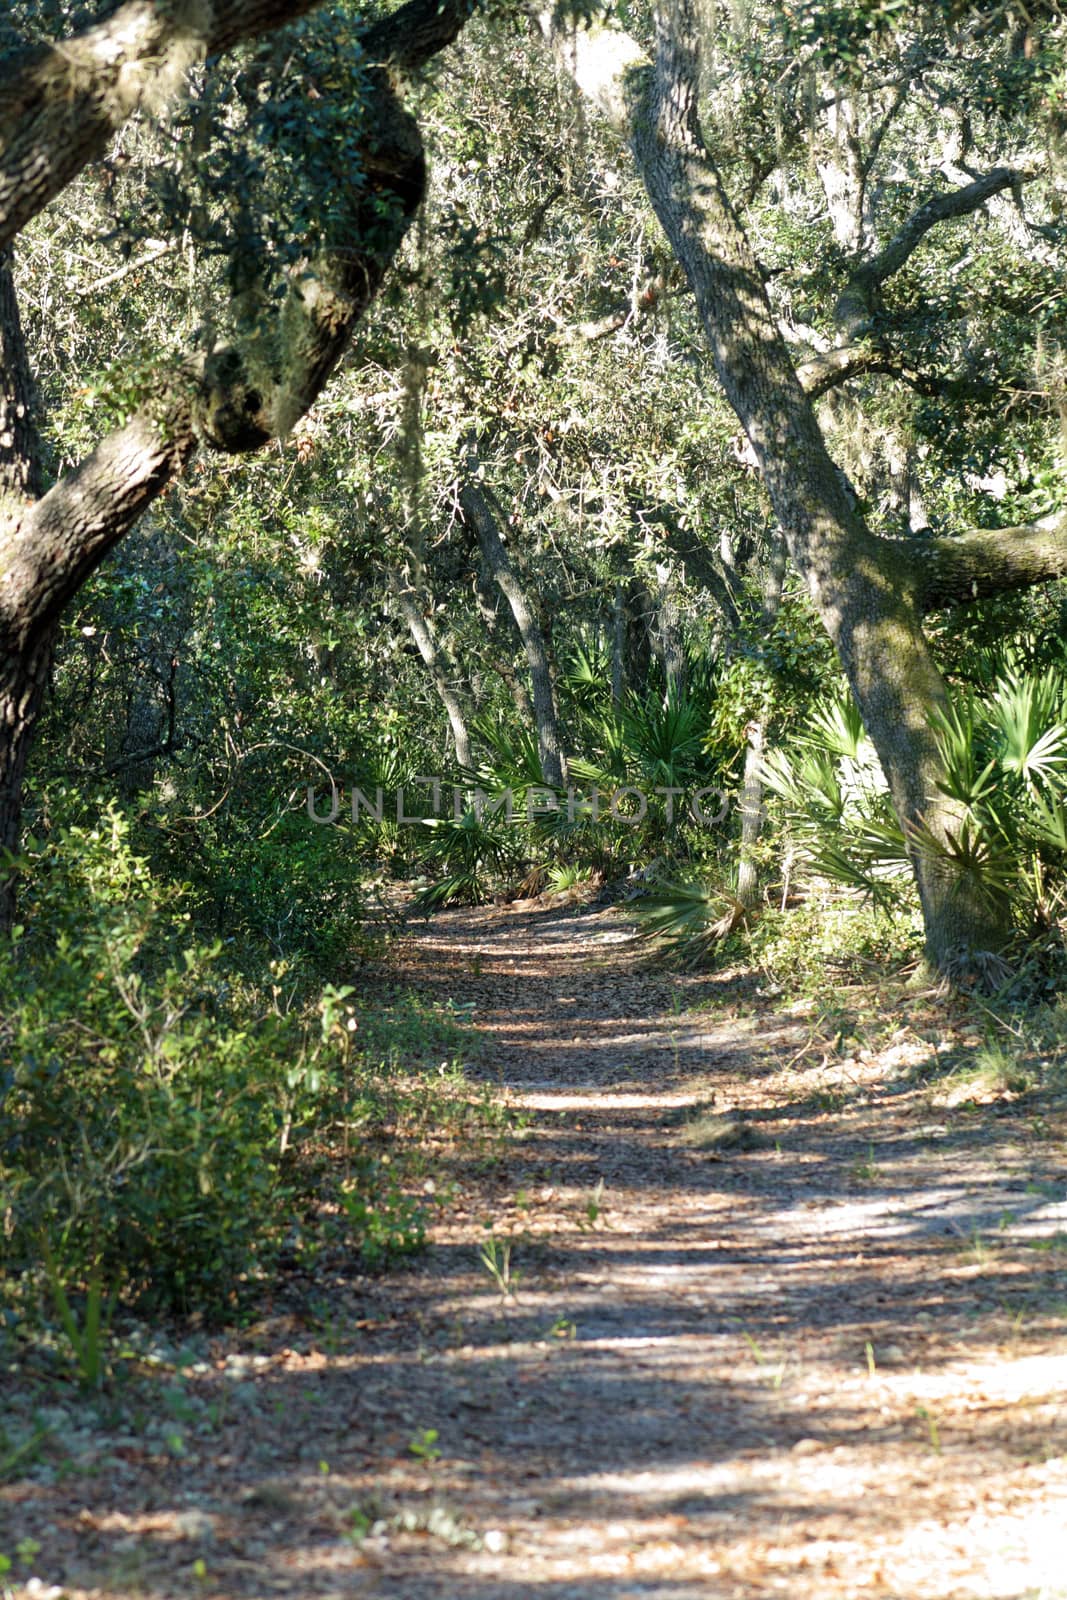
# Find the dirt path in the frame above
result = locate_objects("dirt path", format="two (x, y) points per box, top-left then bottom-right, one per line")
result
(5, 900), (1067, 1599)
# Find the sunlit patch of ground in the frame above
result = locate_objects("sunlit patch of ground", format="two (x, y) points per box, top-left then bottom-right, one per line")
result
(3, 901), (1065, 1600)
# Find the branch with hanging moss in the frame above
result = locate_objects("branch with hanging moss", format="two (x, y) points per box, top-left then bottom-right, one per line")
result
(0, 0), (479, 653)
(0, 0), (476, 250)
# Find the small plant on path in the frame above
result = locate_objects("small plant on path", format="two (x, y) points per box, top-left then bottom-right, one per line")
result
(478, 1233), (518, 1298)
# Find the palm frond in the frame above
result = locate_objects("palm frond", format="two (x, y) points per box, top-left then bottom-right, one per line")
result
(930, 695), (1000, 810)
(632, 879), (747, 967)
(799, 694), (866, 761)
(989, 668), (1067, 792)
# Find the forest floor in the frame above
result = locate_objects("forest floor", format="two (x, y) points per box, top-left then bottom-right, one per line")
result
(4, 897), (1067, 1600)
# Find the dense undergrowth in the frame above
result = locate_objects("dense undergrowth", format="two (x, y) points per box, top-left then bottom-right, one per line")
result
(0, 799), (512, 1382)
(10, 610), (1067, 1382)
(695, 887), (1067, 1127)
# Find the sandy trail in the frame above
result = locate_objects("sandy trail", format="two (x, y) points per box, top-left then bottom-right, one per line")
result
(4, 900), (1067, 1599)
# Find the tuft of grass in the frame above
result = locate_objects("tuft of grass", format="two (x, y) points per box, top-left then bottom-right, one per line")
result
(478, 1234), (517, 1298)
(851, 1142), (880, 1182)
(684, 1111), (761, 1152)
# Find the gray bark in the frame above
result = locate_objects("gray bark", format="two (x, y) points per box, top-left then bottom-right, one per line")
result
(910, 519), (1067, 611)
(0, 630), (53, 928)
(0, 248), (39, 505)
(460, 480), (566, 790)
(547, 0), (1016, 969)
(0, 246), (44, 923)
(394, 588), (473, 771)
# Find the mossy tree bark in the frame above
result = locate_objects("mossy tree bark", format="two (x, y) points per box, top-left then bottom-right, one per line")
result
(0, 0), (474, 927)
(544, 0), (1058, 971)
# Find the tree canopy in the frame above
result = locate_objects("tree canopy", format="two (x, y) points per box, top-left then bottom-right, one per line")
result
(3, 0), (1067, 971)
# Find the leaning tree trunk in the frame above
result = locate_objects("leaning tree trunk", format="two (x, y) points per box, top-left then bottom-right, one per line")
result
(548, 0), (1012, 972)
(460, 479), (566, 790)
(736, 532), (786, 909)
(629, 100), (1009, 963)
(394, 588), (473, 770)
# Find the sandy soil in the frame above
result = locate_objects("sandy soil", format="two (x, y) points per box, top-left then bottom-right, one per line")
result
(3, 898), (1067, 1600)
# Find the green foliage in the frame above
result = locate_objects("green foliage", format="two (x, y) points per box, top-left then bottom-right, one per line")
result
(10, 0), (1067, 1404)
(774, 0), (911, 70)
(0, 800), (505, 1351)
(762, 691), (910, 909)
(37, 1235), (112, 1390)
(339, 1160), (427, 1266)
(170, 808), (369, 969)
(544, 861), (598, 893)
(1, 806), (294, 1318)
(412, 804), (526, 909)
(746, 895), (921, 995)
(632, 878), (746, 966)
(573, 685), (706, 790)
(765, 669), (1067, 956)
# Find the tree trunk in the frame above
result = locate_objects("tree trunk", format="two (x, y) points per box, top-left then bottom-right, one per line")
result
(734, 721), (764, 910)
(655, 562), (686, 699)
(0, 245), (44, 924)
(395, 589), (473, 770)
(548, 0), (1012, 972)
(625, 575), (655, 690)
(0, 631), (52, 927)
(736, 533), (786, 909)
(460, 480), (566, 789)
(632, 149), (1006, 960)
(611, 581), (626, 704)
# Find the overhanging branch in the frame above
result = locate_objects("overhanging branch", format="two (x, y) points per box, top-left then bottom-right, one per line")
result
(866, 167), (1024, 289)
(0, 409), (194, 653)
(900, 517), (1067, 612)
(836, 166), (1025, 335)
(797, 345), (910, 398)
(0, 0), (475, 648)
(0, 0), (472, 250)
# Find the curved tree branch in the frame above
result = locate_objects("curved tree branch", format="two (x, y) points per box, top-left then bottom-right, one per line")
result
(0, 0), (317, 250)
(0, 0), (475, 651)
(0, 0), (473, 250)
(796, 344), (911, 398)
(906, 517), (1067, 613)
(867, 168), (1025, 288)
(0, 409), (193, 653)
(835, 166), (1025, 335)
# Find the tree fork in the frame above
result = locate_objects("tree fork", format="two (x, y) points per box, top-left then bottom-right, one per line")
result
(0, 0), (476, 928)
(544, 0), (1022, 973)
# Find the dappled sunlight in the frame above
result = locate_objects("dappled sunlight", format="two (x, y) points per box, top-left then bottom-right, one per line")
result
(6, 900), (1065, 1600)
